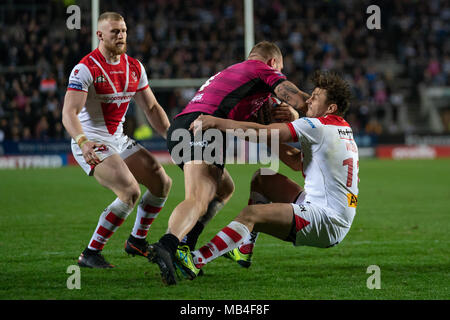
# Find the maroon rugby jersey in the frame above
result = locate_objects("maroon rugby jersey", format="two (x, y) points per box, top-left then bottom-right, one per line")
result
(176, 60), (287, 121)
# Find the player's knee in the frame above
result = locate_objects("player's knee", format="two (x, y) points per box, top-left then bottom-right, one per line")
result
(124, 182), (141, 207)
(217, 177), (234, 203)
(160, 172), (172, 197)
(237, 205), (258, 225)
(250, 168), (269, 191)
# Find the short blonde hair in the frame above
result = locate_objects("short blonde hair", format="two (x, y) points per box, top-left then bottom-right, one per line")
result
(98, 12), (124, 23)
(248, 41), (282, 60)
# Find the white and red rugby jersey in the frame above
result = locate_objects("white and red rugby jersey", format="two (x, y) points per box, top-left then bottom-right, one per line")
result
(67, 48), (149, 138)
(287, 115), (359, 227)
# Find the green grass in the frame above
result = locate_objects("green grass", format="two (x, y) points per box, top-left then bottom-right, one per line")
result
(0, 159), (449, 300)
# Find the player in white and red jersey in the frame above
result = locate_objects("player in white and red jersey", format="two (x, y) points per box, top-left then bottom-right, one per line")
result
(174, 71), (358, 279)
(62, 12), (172, 268)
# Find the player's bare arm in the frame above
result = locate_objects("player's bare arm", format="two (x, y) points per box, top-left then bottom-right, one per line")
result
(134, 87), (171, 139)
(271, 102), (300, 122)
(274, 81), (310, 114)
(190, 115), (294, 143)
(62, 90), (105, 165)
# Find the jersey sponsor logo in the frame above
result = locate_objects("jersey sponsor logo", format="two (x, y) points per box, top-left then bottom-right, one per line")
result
(347, 193), (358, 208)
(74, 69), (79, 76)
(131, 71), (138, 82)
(338, 128), (353, 140)
(95, 75), (106, 83)
(110, 71), (124, 74)
(68, 81), (83, 90)
(303, 118), (316, 128)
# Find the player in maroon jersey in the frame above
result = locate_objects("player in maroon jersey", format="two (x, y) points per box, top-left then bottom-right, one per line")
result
(62, 12), (172, 269)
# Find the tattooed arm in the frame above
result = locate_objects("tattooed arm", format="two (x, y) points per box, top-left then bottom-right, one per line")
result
(274, 81), (310, 115)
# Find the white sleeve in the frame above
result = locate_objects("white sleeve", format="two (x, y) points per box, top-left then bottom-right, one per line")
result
(289, 117), (323, 144)
(67, 63), (92, 92)
(137, 61), (149, 91)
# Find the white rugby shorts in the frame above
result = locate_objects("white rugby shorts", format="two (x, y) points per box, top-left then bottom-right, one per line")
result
(290, 193), (351, 248)
(71, 134), (143, 175)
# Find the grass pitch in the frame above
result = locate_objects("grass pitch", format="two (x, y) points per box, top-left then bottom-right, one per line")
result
(0, 159), (449, 300)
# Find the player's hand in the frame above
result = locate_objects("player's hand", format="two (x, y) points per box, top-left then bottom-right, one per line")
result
(81, 141), (105, 166)
(189, 115), (217, 134)
(271, 103), (299, 122)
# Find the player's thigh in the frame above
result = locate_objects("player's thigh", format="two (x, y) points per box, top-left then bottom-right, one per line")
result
(252, 169), (303, 203)
(93, 154), (140, 199)
(124, 148), (171, 196)
(237, 203), (294, 241)
(183, 161), (221, 203)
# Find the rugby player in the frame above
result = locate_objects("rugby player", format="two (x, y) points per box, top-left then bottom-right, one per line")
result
(62, 12), (172, 268)
(148, 41), (310, 285)
(177, 71), (358, 279)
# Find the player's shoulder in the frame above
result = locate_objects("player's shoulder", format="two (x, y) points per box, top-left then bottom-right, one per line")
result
(294, 117), (322, 129)
(77, 49), (100, 68)
(316, 114), (351, 128)
(125, 54), (144, 70)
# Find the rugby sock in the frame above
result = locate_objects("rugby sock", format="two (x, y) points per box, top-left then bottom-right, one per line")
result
(158, 233), (179, 257)
(182, 197), (224, 250)
(238, 231), (259, 255)
(193, 221), (250, 267)
(88, 198), (133, 251)
(131, 190), (167, 239)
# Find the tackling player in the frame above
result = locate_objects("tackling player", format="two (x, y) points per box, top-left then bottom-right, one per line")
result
(177, 71), (358, 279)
(62, 12), (172, 268)
(147, 41), (310, 285)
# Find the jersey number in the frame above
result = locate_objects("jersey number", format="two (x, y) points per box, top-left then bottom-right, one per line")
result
(342, 158), (358, 187)
(199, 72), (221, 92)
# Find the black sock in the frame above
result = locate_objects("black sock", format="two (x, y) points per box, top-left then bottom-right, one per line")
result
(182, 221), (205, 251)
(83, 247), (99, 255)
(158, 233), (179, 256)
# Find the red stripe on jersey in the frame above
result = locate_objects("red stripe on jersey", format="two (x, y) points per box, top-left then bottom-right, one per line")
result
(140, 217), (155, 226)
(199, 245), (213, 259)
(222, 227), (243, 243)
(211, 235), (228, 251)
(294, 215), (310, 232)
(105, 212), (125, 226)
(286, 123), (298, 142)
(136, 84), (149, 92)
(318, 115), (350, 127)
(67, 88), (87, 92)
(90, 240), (105, 250)
(143, 204), (163, 214)
(101, 102), (129, 135)
(97, 226), (114, 239)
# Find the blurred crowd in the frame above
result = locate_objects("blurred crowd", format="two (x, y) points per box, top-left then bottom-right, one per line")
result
(0, 0), (449, 142)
